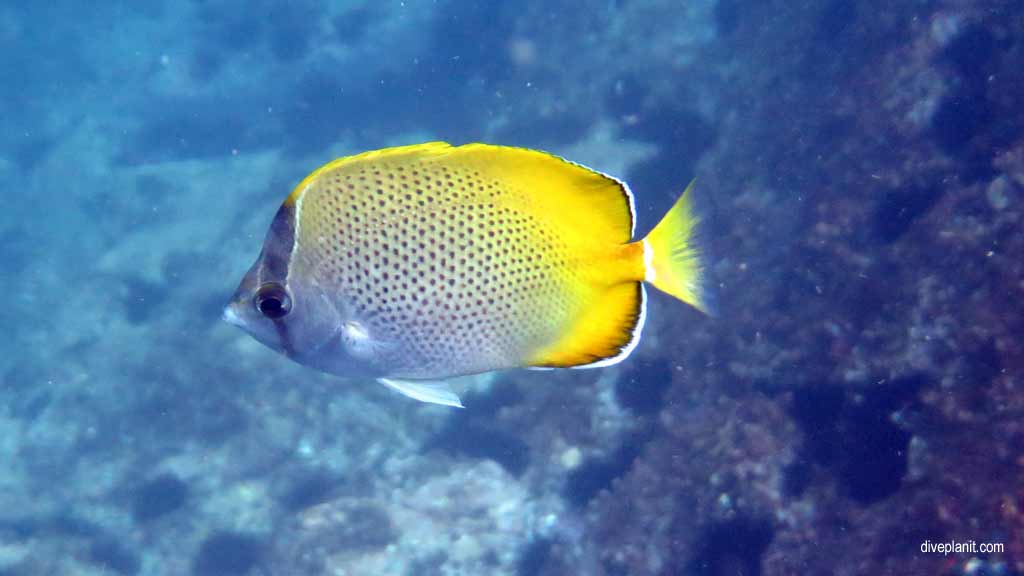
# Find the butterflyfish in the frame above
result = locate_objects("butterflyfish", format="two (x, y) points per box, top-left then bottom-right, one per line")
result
(225, 142), (713, 408)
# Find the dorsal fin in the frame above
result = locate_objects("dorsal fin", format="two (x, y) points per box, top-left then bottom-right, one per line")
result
(285, 142), (455, 206)
(449, 143), (636, 242)
(287, 142), (636, 242)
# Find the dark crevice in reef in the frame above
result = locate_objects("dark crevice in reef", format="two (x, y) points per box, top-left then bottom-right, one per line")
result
(0, 512), (142, 574)
(872, 183), (944, 244)
(564, 426), (656, 508)
(685, 516), (774, 576)
(789, 373), (927, 505)
(192, 531), (265, 576)
(88, 537), (141, 575)
(931, 21), (1021, 184)
(605, 72), (717, 205)
(425, 381), (531, 477)
(615, 358), (674, 416)
(131, 473), (189, 523)
(278, 469), (344, 512)
(781, 459), (814, 498)
(516, 537), (553, 576)
(565, 360), (675, 509)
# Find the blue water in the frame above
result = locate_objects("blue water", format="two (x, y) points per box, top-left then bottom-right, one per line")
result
(2, 1), (1020, 575)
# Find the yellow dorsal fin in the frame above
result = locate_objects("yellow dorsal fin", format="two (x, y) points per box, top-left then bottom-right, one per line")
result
(449, 143), (636, 243)
(285, 142), (455, 206)
(287, 142), (636, 244)
(529, 282), (647, 369)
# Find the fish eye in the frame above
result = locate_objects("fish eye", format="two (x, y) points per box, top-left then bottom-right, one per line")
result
(254, 282), (292, 319)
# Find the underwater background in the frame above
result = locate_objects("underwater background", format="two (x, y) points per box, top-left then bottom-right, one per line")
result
(1, 1), (1022, 574)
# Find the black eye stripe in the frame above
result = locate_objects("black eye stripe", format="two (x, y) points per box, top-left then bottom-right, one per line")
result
(254, 283), (292, 319)
(273, 317), (294, 357)
(263, 204), (296, 280)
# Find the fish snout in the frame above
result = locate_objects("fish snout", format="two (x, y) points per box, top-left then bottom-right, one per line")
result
(222, 303), (245, 327)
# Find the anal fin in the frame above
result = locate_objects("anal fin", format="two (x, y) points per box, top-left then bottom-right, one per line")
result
(529, 282), (646, 369)
(377, 378), (464, 408)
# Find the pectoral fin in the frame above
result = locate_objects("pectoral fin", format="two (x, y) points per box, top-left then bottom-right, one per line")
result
(377, 378), (464, 408)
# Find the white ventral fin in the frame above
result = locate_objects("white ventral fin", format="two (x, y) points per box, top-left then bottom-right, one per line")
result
(377, 378), (464, 408)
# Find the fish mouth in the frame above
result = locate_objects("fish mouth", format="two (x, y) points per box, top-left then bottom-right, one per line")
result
(222, 304), (244, 327)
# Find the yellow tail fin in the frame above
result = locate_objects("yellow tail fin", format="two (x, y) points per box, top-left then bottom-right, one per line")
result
(641, 180), (715, 315)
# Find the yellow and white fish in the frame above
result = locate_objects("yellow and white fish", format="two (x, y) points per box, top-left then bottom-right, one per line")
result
(225, 142), (712, 407)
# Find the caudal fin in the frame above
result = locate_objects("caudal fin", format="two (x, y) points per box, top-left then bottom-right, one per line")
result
(641, 180), (715, 315)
